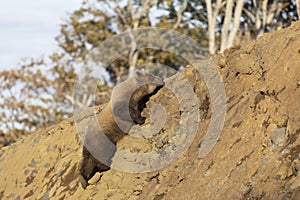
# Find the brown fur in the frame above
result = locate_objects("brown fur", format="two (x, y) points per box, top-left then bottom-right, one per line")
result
(79, 69), (163, 188)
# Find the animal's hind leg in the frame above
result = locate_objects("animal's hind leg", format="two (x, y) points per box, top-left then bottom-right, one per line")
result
(79, 147), (98, 189)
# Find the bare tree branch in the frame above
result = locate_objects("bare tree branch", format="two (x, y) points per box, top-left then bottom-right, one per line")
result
(128, 29), (138, 76)
(133, 0), (153, 29)
(115, 6), (128, 26)
(126, 0), (154, 75)
(243, 7), (255, 21)
(173, 0), (188, 29)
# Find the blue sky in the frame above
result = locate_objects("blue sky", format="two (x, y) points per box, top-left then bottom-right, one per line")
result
(0, 0), (82, 71)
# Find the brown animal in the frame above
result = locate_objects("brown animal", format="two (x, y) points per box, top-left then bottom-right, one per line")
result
(79, 69), (164, 188)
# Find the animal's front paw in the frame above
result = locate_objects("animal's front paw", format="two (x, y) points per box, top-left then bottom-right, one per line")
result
(79, 175), (89, 189)
(135, 116), (146, 124)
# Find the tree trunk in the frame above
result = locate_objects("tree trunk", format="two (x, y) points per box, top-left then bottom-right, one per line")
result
(220, 0), (233, 52)
(227, 0), (245, 47)
(206, 0), (222, 54)
(297, 0), (300, 19)
(206, 0), (215, 54)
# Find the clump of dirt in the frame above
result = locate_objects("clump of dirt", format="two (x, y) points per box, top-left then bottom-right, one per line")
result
(0, 21), (300, 199)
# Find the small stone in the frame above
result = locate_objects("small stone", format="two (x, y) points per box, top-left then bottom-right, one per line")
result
(275, 174), (281, 180)
(268, 127), (286, 149)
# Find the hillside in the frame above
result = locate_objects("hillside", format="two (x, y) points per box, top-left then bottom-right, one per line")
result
(1, 21), (300, 199)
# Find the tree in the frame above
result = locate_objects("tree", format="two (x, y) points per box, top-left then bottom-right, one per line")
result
(297, 0), (300, 18)
(0, 0), (199, 146)
(189, 0), (298, 53)
(220, 0), (245, 52)
(0, 53), (112, 147)
(242, 0), (297, 38)
(1, 0), (298, 147)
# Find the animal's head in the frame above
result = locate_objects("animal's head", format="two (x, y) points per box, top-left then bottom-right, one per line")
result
(134, 69), (164, 92)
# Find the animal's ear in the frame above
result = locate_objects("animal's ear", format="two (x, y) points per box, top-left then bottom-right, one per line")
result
(135, 69), (146, 78)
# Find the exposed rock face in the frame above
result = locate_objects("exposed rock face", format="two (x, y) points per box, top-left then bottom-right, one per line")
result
(0, 21), (300, 199)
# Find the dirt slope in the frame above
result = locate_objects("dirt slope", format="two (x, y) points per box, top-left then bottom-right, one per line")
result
(1, 21), (300, 199)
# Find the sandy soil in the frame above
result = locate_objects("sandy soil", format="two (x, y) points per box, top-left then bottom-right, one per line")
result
(1, 21), (300, 200)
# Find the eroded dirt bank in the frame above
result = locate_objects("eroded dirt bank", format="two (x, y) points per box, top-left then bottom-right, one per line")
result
(0, 21), (300, 199)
